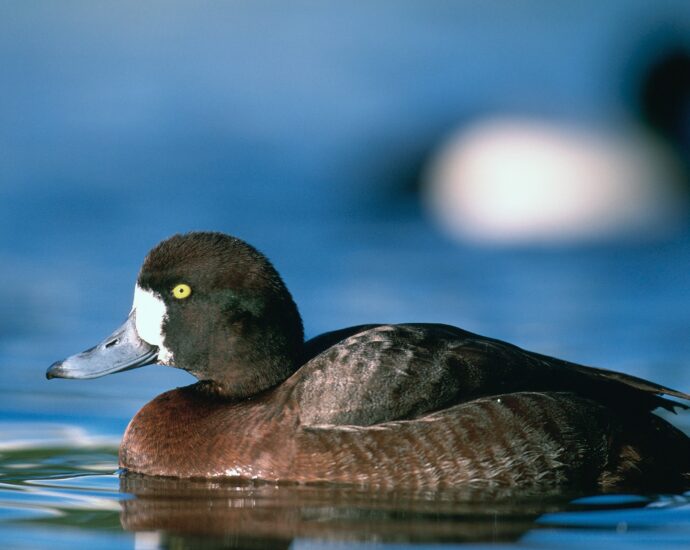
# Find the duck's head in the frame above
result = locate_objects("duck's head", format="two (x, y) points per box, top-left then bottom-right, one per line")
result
(47, 232), (304, 398)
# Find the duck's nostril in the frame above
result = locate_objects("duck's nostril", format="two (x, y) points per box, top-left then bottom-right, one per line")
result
(104, 338), (120, 349)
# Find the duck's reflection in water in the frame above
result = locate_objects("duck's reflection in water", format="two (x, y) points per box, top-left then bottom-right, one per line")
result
(119, 473), (587, 548)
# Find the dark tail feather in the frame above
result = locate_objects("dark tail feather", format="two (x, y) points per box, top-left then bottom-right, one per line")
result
(600, 412), (690, 492)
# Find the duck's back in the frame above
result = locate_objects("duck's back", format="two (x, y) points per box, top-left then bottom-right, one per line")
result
(291, 323), (688, 427)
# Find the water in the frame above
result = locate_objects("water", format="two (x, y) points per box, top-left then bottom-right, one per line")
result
(1, 434), (690, 549)
(2, 219), (690, 548)
(3, 2), (690, 547)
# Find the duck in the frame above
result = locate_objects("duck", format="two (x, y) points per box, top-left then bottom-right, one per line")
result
(47, 232), (690, 491)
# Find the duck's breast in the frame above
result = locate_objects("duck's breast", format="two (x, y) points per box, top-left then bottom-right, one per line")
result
(119, 384), (299, 479)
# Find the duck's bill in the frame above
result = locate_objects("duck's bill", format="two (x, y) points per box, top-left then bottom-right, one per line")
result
(46, 310), (159, 380)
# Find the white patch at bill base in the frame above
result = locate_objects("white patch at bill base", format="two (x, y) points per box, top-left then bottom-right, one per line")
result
(132, 285), (174, 364)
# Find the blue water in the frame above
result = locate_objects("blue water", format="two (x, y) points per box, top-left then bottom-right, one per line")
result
(3, 2), (690, 548)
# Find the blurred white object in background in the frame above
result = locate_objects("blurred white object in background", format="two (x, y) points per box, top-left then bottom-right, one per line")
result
(424, 118), (687, 243)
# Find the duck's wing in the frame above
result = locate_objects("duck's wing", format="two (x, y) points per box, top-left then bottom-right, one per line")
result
(291, 323), (689, 427)
(452, 331), (690, 412)
(294, 324), (461, 426)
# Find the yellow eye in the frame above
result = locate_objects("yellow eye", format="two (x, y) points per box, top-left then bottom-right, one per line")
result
(172, 283), (192, 300)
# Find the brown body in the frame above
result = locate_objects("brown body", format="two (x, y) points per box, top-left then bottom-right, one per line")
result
(120, 375), (689, 490)
(120, 386), (586, 487)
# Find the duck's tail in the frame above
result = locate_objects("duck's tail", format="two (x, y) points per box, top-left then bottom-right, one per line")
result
(600, 412), (690, 492)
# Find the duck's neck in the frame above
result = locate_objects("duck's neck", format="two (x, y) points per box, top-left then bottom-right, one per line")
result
(206, 334), (302, 400)
(196, 299), (305, 400)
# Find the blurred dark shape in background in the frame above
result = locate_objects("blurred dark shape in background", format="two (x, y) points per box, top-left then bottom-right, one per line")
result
(624, 35), (690, 173)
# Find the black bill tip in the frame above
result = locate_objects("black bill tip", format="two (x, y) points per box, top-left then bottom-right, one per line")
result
(46, 360), (63, 379)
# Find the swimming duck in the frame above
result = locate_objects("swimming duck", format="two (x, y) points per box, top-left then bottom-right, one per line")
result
(47, 232), (690, 490)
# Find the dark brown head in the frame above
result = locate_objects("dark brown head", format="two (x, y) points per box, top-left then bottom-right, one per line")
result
(47, 232), (305, 399)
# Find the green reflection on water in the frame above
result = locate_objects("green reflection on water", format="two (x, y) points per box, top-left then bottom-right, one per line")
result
(0, 446), (118, 482)
(0, 443), (123, 534)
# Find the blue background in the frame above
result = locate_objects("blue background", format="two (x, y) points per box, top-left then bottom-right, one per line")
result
(1, 0), (690, 440)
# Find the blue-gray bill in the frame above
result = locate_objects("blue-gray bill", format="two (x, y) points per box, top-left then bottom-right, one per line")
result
(46, 310), (159, 379)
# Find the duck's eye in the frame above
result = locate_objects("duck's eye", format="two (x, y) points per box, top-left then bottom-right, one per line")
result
(172, 283), (192, 300)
